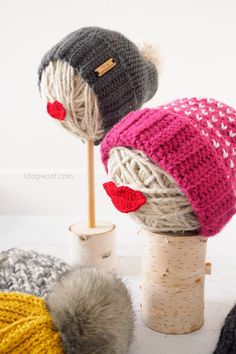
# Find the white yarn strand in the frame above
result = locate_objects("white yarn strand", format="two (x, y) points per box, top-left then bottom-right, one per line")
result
(108, 147), (199, 234)
(40, 60), (104, 141)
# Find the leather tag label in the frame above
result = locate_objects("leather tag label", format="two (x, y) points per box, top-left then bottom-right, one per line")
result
(95, 58), (117, 77)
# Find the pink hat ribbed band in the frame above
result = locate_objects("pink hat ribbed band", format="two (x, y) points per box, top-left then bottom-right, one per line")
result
(101, 98), (236, 236)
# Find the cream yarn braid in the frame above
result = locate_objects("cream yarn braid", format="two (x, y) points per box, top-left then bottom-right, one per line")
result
(40, 60), (104, 142)
(108, 147), (199, 234)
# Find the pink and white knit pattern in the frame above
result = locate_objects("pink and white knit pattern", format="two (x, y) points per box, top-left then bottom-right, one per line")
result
(101, 97), (236, 236)
(164, 98), (236, 172)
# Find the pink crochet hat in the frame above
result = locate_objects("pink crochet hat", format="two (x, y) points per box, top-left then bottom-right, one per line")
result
(101, 97), (236, 236)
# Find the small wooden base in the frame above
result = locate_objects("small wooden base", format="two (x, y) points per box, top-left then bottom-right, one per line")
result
(69, 222), (117, 272)
(140, 229), (210, 334)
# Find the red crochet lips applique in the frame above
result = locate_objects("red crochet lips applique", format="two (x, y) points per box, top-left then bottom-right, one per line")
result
(103, 181), (146, 213)
(47, 101), (66, 121)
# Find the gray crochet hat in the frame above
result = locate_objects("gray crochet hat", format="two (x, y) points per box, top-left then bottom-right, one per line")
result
(214, 303), (236, 354)
(38, 27), (158, 144)
(0, 248), (70, 298)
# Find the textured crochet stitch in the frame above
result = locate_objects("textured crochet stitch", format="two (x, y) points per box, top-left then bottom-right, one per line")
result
(0, 248), (70, 298)
(101, 97), (236, 236)
(0, 292), (63, 353)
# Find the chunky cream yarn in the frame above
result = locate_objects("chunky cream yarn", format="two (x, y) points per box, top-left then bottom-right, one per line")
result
(108, 147), (199, 234)
(40, 60), (104, 142)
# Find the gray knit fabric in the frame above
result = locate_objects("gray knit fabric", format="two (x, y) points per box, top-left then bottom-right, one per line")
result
(38, 27), (158, 144)
(213, 304), (236, 354)
(0, 248), (70, 299)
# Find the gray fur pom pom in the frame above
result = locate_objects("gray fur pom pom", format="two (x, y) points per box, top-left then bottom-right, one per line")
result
(46, 266), (135, 354)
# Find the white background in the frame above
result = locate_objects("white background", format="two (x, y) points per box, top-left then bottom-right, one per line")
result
(1, 0), (236, 217)
(1, 2), (236, 353)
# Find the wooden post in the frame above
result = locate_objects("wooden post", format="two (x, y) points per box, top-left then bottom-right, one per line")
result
(69, 140), (118, 272)
(140, 229), (211, 334)
(87, 139), (95, 228)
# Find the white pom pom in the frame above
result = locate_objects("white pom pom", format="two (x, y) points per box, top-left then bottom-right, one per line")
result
(138, 42), (162, 72)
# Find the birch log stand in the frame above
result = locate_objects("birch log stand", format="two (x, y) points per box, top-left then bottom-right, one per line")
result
(141, 230), (211, 334)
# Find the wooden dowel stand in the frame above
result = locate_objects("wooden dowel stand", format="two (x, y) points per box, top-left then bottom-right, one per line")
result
(140, 229), (211, 334)
(69, 139), (117, 272)
(87, 139), (96, 228)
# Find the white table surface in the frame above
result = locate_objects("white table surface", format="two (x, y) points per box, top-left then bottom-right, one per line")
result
(1, 215), (236, 354)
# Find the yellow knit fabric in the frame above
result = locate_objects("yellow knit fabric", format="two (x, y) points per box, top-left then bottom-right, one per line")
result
(0, 292), (64, 354)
